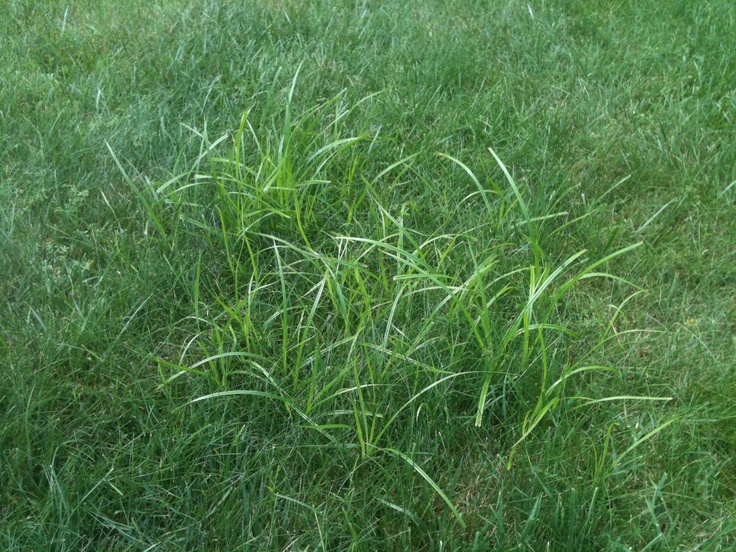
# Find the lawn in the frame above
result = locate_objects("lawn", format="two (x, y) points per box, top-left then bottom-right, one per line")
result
(1, 0), (735, 549)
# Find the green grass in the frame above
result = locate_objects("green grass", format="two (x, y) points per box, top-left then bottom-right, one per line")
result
(2, 0), (735, 549)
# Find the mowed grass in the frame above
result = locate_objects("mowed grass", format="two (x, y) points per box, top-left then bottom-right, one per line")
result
(1, 0), (735, 549)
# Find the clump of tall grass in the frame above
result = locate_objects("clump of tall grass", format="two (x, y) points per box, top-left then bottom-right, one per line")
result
(124, 81), (663, 526)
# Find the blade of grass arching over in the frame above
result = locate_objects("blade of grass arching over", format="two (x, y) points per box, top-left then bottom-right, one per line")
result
(439, 153), (502, 218)
(489, 147), (535, 241)
(334, 236), (474, 299)
(187, 351), (268, 370)
(382, 281), (406, 351)
(636, 198), (678, 234)
(217, 206), (239, 299)
(376, 446), (466, 528)
(233, 110), (250, 183)
(521, 250), (587, 322)
(272, 492), (323, 516)
(157, 358), (210, 385)
(352, 356), (372, 458)
(279, 62), (302, 161)
(551, 242), (643, 303)
(369, 153), (421, 186)
(188, 389), (336, 444)
(154, 131), (230, 195)
(353, 403), (367, 459)
(570, 396), (673, 409)
(188, 389), (293, 406)
(94, 295), (152, 367)
(193, 251), (202, 323)
(373, 372), (468, 447)
(611, 417), (679, 471)
(474, 249), (585, 427)
(590, 174), (632, 207)
(718, 179), (736, 198)
(106, 142), (169, 245)
(468, 244), (497, 347)
(294, 277), (326, 388)
(466, 246), (504, 429)
(272, 239), (290, 377)
(507, 398), (560, 469)
(307, 136), (366, 170)
(608, 289), (649, 338)
(375, 498), (423, 528)
(546, 208), (600, 239)
(544, 365), (618, 397)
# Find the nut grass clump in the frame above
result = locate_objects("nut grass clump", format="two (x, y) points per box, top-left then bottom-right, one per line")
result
(142, 86), (661, 529)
